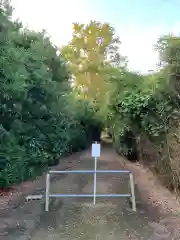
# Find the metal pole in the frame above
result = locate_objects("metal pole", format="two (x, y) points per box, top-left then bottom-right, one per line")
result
(93, 156), (97, 205)
(49, 170), (130, 174)
(45, 173), (50, 211)
(49, 193), (131, 197)
(129, 173), (136, 211)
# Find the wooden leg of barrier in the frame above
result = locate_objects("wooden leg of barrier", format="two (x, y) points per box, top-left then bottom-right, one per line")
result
(129, 173), (136, 211)
(45, 173), (50, 212)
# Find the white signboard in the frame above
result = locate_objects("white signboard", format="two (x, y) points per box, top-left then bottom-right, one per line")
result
(91, 143), (101, 158)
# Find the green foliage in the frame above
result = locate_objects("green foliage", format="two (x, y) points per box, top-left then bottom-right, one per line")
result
(2, 1), (180, 192)
(104, 34), (180, 191)
(106, 62), (180, 157)
(0, 3), (99, 188)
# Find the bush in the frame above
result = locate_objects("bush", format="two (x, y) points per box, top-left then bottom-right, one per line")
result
(106, 40), (180, 192)
(0, 3), (100, 188)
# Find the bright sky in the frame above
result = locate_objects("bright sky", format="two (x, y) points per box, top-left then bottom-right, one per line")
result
(11, 0), (180, 74)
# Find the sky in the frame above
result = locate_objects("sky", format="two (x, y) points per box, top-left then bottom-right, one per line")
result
(11, 0), (180, 74)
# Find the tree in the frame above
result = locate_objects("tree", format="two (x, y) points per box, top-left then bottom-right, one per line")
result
(61, 21), (123, 103)
(156, 35), (180, 100)
(0, 3), (100, 188)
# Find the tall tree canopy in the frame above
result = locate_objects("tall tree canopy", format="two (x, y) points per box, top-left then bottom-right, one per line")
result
(61, 21), (123, 103)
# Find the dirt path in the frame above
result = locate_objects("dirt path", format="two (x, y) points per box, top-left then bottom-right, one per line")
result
(1, 144), (179, 239)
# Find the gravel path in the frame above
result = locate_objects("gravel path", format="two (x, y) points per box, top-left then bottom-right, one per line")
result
(0, 145), (179, 239)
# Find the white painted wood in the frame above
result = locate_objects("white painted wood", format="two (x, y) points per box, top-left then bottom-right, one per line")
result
(25, 194), (43, 201)
(45, 173), (50, 211)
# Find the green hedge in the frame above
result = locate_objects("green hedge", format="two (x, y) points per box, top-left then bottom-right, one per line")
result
(0, 4), (100, 188)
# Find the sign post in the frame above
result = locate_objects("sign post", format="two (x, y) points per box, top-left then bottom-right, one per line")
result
(91, 141), (101, 205)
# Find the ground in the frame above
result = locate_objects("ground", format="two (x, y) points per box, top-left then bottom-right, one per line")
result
(0, 143), (180, 239)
